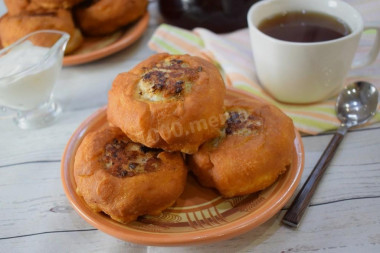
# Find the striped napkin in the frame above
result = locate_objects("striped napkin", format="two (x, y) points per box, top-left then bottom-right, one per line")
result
(148, 24), (380, 134)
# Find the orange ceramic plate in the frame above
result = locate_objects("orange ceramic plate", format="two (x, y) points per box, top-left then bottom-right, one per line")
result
(63, 12), (149, 66)
(61, 88), (304, 246)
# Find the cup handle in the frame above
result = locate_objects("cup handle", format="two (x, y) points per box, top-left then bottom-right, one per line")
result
(351, 25), (380, 69)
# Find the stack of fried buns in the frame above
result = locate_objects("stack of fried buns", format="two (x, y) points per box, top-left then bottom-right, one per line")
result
(0, 0), (148, 54)
(74, 53), (296, 224)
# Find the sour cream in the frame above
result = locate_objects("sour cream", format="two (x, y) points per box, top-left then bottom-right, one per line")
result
(0, 41), (61, 111)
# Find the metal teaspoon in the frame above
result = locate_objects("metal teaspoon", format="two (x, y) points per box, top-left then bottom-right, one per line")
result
(282, 81), (379, 228)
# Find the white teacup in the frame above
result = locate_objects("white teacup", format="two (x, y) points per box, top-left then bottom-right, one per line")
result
(247, 0), (380, 104)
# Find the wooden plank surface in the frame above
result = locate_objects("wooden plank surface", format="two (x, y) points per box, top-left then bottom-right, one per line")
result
(1, 0), (380, 252)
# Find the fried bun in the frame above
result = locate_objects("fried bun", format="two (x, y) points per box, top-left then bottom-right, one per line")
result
(74, 0), (148, 36)
(188, 92), (295, 197)
(0, 10), (83, 54)
(74, 126), (187, 224)
(107, 53), (226, 154)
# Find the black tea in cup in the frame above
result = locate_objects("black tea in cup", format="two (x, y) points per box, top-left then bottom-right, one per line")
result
(258, 11), (351, 43)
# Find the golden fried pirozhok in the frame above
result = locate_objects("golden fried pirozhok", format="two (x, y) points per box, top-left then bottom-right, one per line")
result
(32, 0), (85, 9)
(4, 0), (46, 15)
(74, 126), (187, 224)
(0, 9), (83, 54)
(74, 0), (148, 36)
(4, 0), (85, 15)
(188, 93), (295, 197)
(108, 53), (226, 154)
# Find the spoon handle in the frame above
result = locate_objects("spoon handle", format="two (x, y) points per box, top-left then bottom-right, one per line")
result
(282, 130), (346, 227)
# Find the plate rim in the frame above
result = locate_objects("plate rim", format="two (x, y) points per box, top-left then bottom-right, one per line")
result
(62, 12), (149, 66)
(61, 88), (305, 246)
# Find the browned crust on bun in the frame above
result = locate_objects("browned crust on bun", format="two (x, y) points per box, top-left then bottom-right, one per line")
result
(4, 0), (47, 15)
(107, 53), (226, 154)
(33, 0), (85, 9)
(188, 93), (295, 197)
(74, 126), (187, 224)
(0, 10), (83, 54)
(4, 0), (85, 15)
(74, 0), (148, 36)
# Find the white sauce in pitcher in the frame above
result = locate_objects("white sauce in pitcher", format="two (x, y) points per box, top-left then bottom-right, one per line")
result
(0, 41), (61, 111)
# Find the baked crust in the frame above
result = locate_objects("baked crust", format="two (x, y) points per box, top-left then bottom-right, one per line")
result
(74, 126), (187, 224)
(4, 0), (46, 15)
(188, 92), (295, 197)
(33, 0), (85, 9)
(0, 10), (83, 54)
(74, 0), (148, 36)
(4, 0), (85, 15)
(107, 53), (226, 154)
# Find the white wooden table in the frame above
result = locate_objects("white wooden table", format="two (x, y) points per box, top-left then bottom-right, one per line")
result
(1, 1), (380, 252)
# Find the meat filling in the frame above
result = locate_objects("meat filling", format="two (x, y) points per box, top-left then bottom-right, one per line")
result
(138, 58), (203, 101)
(102, 138), (161, 178)
(225, 110), (263, 136)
